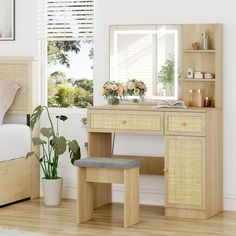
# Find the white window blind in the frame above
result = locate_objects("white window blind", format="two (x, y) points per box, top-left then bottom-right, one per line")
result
(38, 0), (94, 41)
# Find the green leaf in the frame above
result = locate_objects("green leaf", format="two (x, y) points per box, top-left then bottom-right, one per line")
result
(32, 137), (47, 146)
(40, 127), (53, 138)
(30, 105), (44, 130)
(68, 140), (81, 164)
(26, 151), (34, 158)
(56, 115), (68, 121)
(53, 136), (67, 156)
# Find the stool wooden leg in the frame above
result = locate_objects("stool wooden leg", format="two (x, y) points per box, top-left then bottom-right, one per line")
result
(124, 167), (140, 228)
(77, 167), (93, 224)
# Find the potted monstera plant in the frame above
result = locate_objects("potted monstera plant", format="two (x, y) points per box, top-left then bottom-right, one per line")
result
(26, 105), (80, 206)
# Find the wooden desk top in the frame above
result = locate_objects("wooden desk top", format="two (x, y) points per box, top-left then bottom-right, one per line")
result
(88, 104), (219, 113)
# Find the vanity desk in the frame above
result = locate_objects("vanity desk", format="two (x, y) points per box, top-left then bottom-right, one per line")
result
(86, 23), (223, 220)
(87, 105), (223, 219)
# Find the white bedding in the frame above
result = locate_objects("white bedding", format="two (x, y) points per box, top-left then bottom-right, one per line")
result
(0, 124), (31, 162)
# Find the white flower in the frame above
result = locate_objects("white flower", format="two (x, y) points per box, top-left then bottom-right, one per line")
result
(127, 81), (135, 90)
(111, 84), (118, 90)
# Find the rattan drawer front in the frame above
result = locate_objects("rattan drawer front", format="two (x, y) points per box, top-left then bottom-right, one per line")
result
(89, 112), (163, 133)
(165, 136), (205, 209)
(165, 113), (205, 136)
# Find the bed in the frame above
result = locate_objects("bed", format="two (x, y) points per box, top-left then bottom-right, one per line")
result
(0, 58), (40, 206)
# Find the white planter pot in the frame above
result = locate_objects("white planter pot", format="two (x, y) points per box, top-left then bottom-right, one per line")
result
(42, 178), (63, 206)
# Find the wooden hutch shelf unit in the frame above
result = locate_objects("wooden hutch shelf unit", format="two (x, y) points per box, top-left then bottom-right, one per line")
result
(87, 24), (223, 220)
(182, 24), (223, 108)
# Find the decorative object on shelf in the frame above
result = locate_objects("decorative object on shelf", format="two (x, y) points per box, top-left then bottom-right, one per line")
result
(124, 79), (147, 101)
(201, 31), (209, 50)
(194, 71), (204, 79)
(187, 66), (194, 79)
(0, 0), (15, 41)
(204, 73), (215, 79)
(196, 89), (204, 107)
(204, 97), (211, 107)
(26, 105), (81, 206)
(102, 80), (124, 105)
(156, 100), (186, 109)
(192, 42), (200, 50)
(188, 89), (195, 107)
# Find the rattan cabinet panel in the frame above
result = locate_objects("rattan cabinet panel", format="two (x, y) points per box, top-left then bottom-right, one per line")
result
(165, 136), (205, 209)
(165, 112), (205, 136)
(89, 111), (163, 133)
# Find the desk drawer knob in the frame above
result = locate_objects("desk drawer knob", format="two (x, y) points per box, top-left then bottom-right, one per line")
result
(163, 168), (168, 173)
(180, 121), (187, 127)
(121, 120), (127, 124)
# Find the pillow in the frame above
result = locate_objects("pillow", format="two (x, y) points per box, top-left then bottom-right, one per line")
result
(0, 80), (21, 124)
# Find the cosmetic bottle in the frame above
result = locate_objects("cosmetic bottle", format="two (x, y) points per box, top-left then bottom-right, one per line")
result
(187, 66), (193, 79)
(188, 89), (194, 107)
(204, 97), (211, 107)
(196, 89), (203, 107)
(201, 32), (209, 50)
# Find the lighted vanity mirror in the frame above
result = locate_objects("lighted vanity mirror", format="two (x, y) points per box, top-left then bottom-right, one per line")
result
(110, 25), (182, 100)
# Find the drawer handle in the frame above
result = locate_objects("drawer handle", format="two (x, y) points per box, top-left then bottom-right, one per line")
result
(121, 120), (127, 124)
(180, 121), (187, 127)
(163, 168), (168, 173)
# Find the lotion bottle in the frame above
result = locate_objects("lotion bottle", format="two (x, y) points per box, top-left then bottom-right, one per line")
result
(196, 89), (203, 107)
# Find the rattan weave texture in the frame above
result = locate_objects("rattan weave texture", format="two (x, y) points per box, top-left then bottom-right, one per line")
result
(91, 113), (161, 131)
(167, 138), (202, 207)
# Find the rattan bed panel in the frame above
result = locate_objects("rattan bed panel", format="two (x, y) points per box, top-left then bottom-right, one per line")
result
(0, 64), (29, 113)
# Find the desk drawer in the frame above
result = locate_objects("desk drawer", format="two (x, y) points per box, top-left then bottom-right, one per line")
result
(165, 112), (205, 136)
(89, 111), (164, 134)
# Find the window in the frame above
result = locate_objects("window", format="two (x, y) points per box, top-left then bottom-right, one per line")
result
(39, 0), (94, 108)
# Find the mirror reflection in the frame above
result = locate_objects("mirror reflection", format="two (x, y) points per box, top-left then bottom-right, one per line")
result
(110, 25), (182, 100)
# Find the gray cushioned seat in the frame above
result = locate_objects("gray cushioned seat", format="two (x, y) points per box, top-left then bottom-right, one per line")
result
(74, 157), (142, 170)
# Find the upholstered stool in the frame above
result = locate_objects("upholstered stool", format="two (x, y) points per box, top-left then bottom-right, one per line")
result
(74, 157), (142, 228)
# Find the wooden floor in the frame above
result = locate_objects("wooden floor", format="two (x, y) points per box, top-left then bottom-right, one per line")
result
(1, 199), (236, 236)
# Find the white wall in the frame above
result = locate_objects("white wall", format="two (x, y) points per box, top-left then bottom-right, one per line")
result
(94, 0), (236, 210)
(1, 0), (236, 211)
(0, 0), (39, 57)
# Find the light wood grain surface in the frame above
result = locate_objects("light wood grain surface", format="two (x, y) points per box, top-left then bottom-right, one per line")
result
(0, 199), (236, 236)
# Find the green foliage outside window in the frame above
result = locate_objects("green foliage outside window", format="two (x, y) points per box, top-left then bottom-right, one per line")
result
(47, 41), (93, 108)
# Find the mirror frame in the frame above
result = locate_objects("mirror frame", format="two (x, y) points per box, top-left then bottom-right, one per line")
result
(109, 24), (182, 101)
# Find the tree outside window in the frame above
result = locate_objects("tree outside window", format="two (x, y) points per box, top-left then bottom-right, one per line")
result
(47, 40), (94, 108)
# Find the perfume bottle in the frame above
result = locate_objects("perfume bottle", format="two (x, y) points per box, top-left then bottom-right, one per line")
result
(187, 66), (193, 79)
(188, 89), (194, 107)
(196, 89), (203, 107)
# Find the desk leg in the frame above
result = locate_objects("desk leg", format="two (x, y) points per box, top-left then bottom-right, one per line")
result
(88, 132), (112, 208)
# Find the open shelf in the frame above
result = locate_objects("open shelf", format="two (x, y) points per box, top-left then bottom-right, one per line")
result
(184, 49), (216, 53)
(182, 78), (215, 82)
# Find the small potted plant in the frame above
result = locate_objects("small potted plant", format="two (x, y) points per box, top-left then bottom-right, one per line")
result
(101, 80), (124, 105)
(124, 79), (147, 102)
(157, 55), (180, 96)
(26, 105), (80, 206)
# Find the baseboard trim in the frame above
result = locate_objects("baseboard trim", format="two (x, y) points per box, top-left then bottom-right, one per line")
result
(40, 186), (236, 211)
(223, 194), (236, 211)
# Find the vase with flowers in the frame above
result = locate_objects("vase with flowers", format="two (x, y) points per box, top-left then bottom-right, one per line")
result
(124, 79), (147, 102)
(101, 81), (124, 105)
